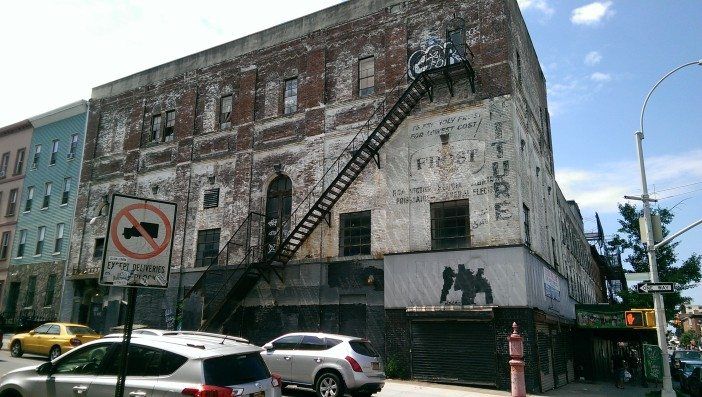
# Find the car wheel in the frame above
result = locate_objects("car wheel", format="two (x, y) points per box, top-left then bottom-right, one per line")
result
(10, 341), (23, 358)
(49, 346), (61, 361)
(315, 372), (345, 397)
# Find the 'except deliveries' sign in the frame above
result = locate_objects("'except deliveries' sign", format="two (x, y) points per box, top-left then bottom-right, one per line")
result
(100, 194), (177, 289)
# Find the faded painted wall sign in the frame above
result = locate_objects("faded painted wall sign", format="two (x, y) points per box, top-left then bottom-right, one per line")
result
(544, 266), (561, 301)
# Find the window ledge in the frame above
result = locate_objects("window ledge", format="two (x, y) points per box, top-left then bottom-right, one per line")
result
(33, 254), (41, 257)
(60, 203), (68, 207)
(52, 252), (61, 256)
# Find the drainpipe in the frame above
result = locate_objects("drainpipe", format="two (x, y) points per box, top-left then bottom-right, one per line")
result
(174, 85), (198, 330)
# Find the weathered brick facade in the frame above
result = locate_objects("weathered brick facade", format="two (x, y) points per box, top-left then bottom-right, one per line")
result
(61, 0), (605, 392)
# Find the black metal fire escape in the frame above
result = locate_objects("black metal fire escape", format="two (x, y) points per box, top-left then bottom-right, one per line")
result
(185, 42), (476, 332)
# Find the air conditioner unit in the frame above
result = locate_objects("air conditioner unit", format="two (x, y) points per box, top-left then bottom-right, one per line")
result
(67, 153), (75, 159)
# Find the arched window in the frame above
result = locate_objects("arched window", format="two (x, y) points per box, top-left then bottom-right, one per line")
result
(265, 175), (292, 256)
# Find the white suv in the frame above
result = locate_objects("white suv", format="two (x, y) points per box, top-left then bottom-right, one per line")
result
(262, 332), (385, 397)
(0, 331), (282, 397)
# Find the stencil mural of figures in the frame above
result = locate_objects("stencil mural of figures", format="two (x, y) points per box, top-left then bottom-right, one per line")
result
(454, 264), (477, 304)
(440, 266), (456, 302)
(439, 264), (494, 305)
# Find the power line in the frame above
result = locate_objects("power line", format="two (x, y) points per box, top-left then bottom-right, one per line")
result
(653, 180), (702, 194)
(655, 187), (702, 201)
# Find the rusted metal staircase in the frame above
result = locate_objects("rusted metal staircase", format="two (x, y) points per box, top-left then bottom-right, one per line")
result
(185, 42), (476, 332)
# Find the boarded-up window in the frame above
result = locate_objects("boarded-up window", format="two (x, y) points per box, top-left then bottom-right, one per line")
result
(203, 188), (220, 209)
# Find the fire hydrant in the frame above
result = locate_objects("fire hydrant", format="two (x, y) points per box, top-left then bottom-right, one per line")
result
(508, 322), (526, 397)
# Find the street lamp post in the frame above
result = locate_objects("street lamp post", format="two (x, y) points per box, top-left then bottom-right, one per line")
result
(635, 59), (701, 397)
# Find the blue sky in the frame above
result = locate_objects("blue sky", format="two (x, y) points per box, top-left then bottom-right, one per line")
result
(518, 1), (702, 303)
(0, 1), (700, 302)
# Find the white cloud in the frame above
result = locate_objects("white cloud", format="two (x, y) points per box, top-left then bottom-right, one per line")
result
(517, 0), (555, 18)
(571, 1), (614, 25)
(584, 51), (602, 66)
(556, 149), (702, 215)
(590, 72), (612, 82)
(0, 0), (345, 126)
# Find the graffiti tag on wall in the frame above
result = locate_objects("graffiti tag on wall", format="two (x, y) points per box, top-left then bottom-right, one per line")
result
(407, 40), (463, 80)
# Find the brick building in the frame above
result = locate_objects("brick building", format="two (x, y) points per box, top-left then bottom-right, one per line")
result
(4, 101), (87, 327)
(61, 0), (605, 392)
(0, 120), (33, 312)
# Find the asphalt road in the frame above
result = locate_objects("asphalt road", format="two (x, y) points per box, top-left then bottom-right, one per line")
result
(0, 349), (46, 377)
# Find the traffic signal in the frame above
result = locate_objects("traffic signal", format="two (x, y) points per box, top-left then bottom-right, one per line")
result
(645, 310), (656, 327)
(625, 311), (645, 327)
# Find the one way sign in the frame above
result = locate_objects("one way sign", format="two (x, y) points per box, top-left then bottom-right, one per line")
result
(636, 282), (675, 294)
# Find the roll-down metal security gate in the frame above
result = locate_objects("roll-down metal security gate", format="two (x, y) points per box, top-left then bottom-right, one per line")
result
(411, 320), (497, 386)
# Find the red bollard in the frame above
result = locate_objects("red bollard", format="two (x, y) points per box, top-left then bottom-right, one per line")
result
(508, 322), (526, 397)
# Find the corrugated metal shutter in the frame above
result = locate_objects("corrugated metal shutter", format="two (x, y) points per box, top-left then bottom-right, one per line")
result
(537, 323), (555, 392)
(411, 320), (496, 386)
(552, 325), (568, 387)
(203, 188), (220, 209)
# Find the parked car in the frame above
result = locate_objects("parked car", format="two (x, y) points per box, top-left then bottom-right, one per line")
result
(679, 360), (702, 392)
(0, 331), (282, 397)
(262, 332), (385, 397)
(687, 367), (702, 397)
(9, 322), (101, 360)
(103, 328), (249, 343)
(670, 350), (702, 380)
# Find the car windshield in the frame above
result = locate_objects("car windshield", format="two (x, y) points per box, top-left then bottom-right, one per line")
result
(66, 326), (98, 335)
(678, 351), (702, 361)
(349, 340), (380, 357)
(204, 352), (270, 386)
(685, 363), (702, 372)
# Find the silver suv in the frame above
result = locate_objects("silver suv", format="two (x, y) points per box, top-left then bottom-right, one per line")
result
(0, 330), (282, 397)
(261, 332), (385, 397)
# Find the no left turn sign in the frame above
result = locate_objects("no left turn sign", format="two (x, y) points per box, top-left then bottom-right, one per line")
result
(100, 194), (177, 289)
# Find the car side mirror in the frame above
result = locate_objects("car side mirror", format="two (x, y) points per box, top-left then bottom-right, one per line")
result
(29, 331), (36, 336)
(36, 362), (54, 375)
(263, 343), (274, 351)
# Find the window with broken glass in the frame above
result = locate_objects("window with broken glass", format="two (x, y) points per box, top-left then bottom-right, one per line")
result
(430, 199), (470, 250)
(359, 56), (375, 97)
(284, 78), (298, 115)
(339, 210), (371, 256)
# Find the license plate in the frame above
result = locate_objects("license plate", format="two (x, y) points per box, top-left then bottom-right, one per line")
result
(251, 392), (265, 397)
(372, 362), (380, 370)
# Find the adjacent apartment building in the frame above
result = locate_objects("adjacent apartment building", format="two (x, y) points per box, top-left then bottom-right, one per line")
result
(62, 0), (605, 392)
(0, 120), (33, 312)
(5, 101), (87, 326)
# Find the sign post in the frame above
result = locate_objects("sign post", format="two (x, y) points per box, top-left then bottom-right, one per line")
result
(636, 282), (675, 294)
(643, 344), (663, 384)
(100, 194), (177, 397)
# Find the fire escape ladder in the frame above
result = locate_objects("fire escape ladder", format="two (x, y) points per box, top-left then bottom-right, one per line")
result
(185, 41), (476, 334)
(273, 54), (475, 265)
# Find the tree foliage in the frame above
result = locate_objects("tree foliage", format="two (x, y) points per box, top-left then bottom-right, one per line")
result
(608, 203), (701, 321)
(680, 330), (701, 349)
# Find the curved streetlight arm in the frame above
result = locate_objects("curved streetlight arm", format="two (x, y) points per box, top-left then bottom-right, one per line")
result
(654, 218), (702, 250)
(640, 59), (702, 137)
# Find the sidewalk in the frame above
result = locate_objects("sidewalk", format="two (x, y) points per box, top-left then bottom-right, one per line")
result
(381, 380), (659, 397)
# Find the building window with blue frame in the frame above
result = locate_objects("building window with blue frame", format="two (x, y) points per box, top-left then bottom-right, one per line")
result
(54, 223), (64, 254)
(35, 226), (46, 255)
(50, 140), (59, 165)
(32, 144), (41, 169)
(42, 182), (52, 209)
(62, 178), (71, 205)
(68, 134), (79, 159)
(24, 186), (34, 212)
(16, 229), (26, 258)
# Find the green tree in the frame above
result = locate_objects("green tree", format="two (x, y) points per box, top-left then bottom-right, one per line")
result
(609, 203), (701, 321)
(680, 330), (701, 349)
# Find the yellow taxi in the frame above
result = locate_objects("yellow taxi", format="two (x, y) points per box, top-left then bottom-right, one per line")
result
(9, 322), (101, 360)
